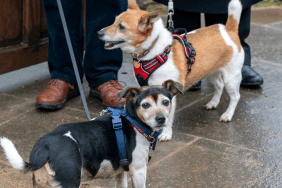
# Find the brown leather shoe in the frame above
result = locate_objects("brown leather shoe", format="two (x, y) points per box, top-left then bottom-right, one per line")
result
(36, 79), (79, 110)
(90, 80), (126, 107)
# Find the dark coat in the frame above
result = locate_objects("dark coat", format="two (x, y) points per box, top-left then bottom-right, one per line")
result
(154, 0), (261, 14)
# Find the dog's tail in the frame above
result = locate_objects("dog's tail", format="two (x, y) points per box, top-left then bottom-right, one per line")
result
(226, 0), (242, 33)
(0, 137), (48, 172)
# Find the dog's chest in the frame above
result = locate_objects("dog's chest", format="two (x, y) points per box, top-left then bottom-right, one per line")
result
(147, 53), (180, 85)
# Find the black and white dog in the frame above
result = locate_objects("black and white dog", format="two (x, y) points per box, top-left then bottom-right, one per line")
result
(0, 80), (183, 188)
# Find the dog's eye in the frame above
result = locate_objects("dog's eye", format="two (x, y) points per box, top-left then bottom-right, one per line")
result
(118, 23), (125, 30)
(162, 100), (169, 106)
(142, 103), (150, 109)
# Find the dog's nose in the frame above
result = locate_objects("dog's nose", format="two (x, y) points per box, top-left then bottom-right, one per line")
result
(97, 29), (105, 38)
(156, 114), (165, 124)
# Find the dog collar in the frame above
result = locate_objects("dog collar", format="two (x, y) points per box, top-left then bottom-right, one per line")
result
(133, 34), (196, 87)
(132, 36), (159, 61)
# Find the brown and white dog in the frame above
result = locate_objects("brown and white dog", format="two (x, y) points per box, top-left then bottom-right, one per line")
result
(98, 0), (244, 141)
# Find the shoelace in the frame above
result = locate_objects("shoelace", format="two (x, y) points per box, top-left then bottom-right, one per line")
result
(101, 80), (126, 90)
(47, 79), (74, 90)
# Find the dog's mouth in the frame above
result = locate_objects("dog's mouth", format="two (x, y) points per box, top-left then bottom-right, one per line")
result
(155, 123), (165, 128)
(104, 40), (125, 49)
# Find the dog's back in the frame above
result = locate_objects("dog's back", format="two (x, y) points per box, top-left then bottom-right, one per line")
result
(1, 116), (137, 187)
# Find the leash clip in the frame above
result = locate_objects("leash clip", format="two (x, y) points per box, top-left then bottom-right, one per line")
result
(167, 0), (174, 32)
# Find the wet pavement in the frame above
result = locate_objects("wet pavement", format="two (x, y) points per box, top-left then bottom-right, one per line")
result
(1, 6), (282, 188)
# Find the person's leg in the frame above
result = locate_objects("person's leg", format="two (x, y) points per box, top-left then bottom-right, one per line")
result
(205, 8), (263, 86)
(85, 0), (127, 106)
(43, 0), (84, 84)
(238, 8), (263, 86)
(36, 0), (84, 110)
(169, 8), (201, 32)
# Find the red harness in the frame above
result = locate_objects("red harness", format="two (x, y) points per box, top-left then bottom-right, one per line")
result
(134, 34), (196, 86)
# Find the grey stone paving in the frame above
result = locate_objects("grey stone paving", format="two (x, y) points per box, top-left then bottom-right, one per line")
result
(0, 6), (282, 188)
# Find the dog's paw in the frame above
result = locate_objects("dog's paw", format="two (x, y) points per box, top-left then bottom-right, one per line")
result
(206, 100), (219, 110)
(158, 133), (172, 142)
(219, 112), (232, 122)
(158, 127), (172, 142)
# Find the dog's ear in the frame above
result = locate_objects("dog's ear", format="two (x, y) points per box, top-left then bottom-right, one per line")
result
(162, 79), (184, 97)
(117, 87), (140, 103)
(138, 8), (162, 33)
(128, 0), (140, 10)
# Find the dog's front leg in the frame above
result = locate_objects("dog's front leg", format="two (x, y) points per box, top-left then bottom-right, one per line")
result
(116, 171), (127, 188)
(158, 96), (176, 142)
(130, 167), (147, 188)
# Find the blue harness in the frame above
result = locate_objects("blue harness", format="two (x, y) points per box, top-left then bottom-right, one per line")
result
(107, 107), (162, 169)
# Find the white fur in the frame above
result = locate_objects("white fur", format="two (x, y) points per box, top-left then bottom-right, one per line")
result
(228, 0), (243, 24)
(102, 0), (243, 139)
(64, 131), (77, 144)
(206, 24), (244, 122)
(139, 19), (179, 141)
(128, 128), (150, 188)
(139, 19), (173, 61)
(0, 137), (25, 170)
(95, 160), (124, 179)
(139, 94), (171, 129)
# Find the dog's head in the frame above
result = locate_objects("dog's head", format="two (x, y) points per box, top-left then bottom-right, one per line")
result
(97, 0), (163, 54)
(118, 80), (183, 131)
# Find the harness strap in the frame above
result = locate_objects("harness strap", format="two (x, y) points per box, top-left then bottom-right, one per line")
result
(134, 46), (171, 86)
(171, 34), (196, 73)
(107, 107), (162, 163)
(108, 108), (129, 170)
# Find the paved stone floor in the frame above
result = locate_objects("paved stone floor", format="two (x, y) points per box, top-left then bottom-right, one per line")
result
(0, 6), (282, 188)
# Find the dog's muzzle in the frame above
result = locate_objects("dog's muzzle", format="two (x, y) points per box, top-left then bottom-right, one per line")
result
(155, 114), (166, 127)
(97, 29), (105, 39)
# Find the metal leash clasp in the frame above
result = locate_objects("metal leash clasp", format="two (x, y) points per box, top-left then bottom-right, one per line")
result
(167, 0), (174, 33)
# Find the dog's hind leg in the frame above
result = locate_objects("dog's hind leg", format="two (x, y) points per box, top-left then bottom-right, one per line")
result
(220, 70), (241, 122)
(158, 96), (176, 142)
(115, 171), (127, 188)
(206, 71), (224, 109)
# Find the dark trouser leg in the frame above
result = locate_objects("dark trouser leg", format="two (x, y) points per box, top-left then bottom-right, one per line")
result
(168, 9), (201, 32)
(84, 0), (127, 89)
(42, 0), (84, 85)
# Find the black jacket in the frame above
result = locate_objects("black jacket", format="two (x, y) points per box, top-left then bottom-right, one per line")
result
(154, 0), (261, 14)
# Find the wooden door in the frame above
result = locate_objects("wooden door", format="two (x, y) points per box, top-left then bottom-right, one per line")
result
(0, 0), (48, 75)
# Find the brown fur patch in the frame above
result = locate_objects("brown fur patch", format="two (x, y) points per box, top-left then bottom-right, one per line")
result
(226, 15), (241, 52)
(33, 163), (61, 188)
(128, 0), (140, 10)
(172, 24), (234, 88)
(103, 9), (155, 49)
(171, 40), (187, 86)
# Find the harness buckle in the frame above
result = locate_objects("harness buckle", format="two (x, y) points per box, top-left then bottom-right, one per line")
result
(112, 115), (122, 129)
(149, 137), (156, 144)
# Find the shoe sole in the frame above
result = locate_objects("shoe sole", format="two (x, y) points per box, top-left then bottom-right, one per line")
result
(240, 81), (263, 86)
(35, 91), (80, 110)
(90, 90), (124, 109)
